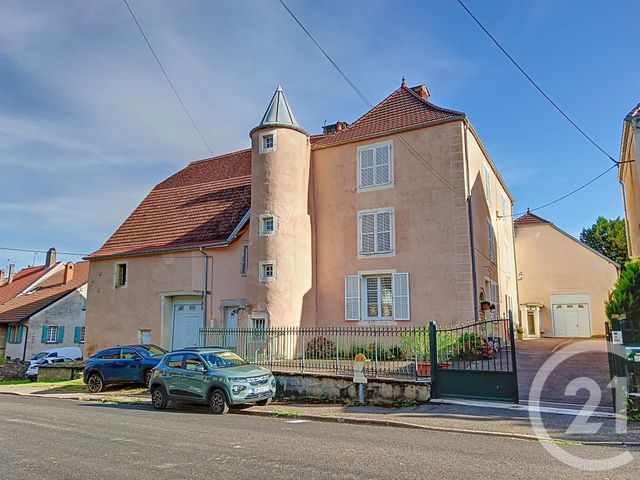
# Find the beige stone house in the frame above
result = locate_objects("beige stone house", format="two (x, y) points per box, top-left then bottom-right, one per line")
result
(0, 261), (88, 361)
(619, 103), (640, 258)
(84, 81), (518, 355)
(514, 211), (619, 338)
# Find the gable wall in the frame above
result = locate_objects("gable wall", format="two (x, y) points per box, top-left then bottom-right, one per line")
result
(515, 224), (618, 336)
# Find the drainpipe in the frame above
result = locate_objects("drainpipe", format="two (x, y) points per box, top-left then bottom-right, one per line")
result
(463, 122), (479, 321)
(199, 248), (209, 329)
(21, 324), (29, 361)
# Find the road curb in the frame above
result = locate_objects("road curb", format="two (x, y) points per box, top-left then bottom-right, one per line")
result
(231, 409), (640, 447)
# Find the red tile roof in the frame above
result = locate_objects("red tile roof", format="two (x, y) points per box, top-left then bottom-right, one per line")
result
(514, 211), (551, 227)
(0, 264), (59, 305)
(311, 84), (465, 148)
(88, 149), (252, 259)
(0, 262), (89, 324)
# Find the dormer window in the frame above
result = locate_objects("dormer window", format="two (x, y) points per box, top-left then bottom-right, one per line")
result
(259, 131), (277, 154)
(259, 213), (277, 236)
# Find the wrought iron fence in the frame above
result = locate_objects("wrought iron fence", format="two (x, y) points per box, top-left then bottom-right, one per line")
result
(200, 326), (430, 380)
(435, 318), (516, 373)
(199, 319), (517, 381)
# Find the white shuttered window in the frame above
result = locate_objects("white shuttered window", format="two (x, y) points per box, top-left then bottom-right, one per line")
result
(358, 141), (392, 189)
(359, 209), (394, 255)
(344, 273), (410, 321)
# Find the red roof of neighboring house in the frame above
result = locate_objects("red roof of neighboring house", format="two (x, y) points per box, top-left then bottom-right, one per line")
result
(88, 149), (252, 259)
(514, 211), (552, 227)
(0, 264), (59, 305)
(311, 84), (465, 148)
(0, 262), (89, 324)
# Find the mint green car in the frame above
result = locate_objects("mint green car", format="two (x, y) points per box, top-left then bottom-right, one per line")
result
(149, 347), (275, 414)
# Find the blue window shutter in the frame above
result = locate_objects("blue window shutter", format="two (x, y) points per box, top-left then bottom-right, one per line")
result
(57, 326), (65, 343)
(41, 326), (48, 343)
(74, 326), (81, 343)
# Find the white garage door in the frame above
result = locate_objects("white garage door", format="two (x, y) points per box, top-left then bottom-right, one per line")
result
(552, 303), (591, 337)
(172, 303), (203, 350)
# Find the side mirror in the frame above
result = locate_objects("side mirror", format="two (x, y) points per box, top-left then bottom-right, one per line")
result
(134, 356), (143, 361)
(195, 364), (207, 373)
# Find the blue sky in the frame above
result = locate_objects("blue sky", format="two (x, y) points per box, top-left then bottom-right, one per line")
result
(0, 0), (638, 271)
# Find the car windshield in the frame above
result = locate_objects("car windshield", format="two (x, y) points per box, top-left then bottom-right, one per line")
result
(31, 352), (48, 360)
(134, 345), (167, 357)
(202, 351), (248, 368)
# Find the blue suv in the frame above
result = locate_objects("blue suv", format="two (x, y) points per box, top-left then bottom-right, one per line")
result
(84, 344), (167, 393)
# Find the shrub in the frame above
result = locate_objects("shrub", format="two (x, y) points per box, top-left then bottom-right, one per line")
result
(606, 260), (640, 343)
(305, 336), (337, 359)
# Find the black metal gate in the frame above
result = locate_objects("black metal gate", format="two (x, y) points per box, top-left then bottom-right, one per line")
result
(430, 318), (519, 403)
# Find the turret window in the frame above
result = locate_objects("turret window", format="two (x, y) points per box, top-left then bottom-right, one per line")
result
(259, 213), (277, 236)
(259, 260), (276, 282)
(259, 131), (277, 154)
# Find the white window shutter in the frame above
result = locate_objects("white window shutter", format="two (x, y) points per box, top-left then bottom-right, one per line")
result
(392, 273), (410, 320)
(360, 148), (374, 188)
(360, 213), (376, 254)
(374, 144), (391, 185)
(345, 275), (361, 320)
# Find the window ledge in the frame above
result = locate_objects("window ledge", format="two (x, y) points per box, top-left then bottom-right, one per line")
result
(357, 251), (396, 260)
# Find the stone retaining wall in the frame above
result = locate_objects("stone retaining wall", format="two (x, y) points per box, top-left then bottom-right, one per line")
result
(274, 371), (430, 405)
(38, 364), (84, 381)
(0, 360), (27, 381)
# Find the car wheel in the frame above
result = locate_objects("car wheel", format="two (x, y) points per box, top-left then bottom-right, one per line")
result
(143, 369), (152, 388)
(209, 389), (230, 415)
(28, 376), (37, 382)
(87, 373), (104, 393)
(256, 398), (272, 407)
(150, 385), (168, 410)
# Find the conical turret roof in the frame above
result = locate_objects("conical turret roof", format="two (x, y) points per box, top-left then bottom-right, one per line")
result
(251, 85), (307, 136)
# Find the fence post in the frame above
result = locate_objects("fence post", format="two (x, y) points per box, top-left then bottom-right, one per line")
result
(301, 328), (305, 374)
(429, 321), (438, 397)
(335, 328), (340, 375)
(374, 328), (379, 378)
(508, 317), (519, 403)
(413, 327), (418, 381)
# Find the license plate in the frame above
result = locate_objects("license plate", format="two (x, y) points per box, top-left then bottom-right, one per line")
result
(254, 386), (270, 395)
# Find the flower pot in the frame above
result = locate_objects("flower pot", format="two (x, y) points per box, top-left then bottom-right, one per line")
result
(417, 362), (431, 377)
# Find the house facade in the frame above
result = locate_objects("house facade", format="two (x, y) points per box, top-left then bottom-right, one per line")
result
(514, 211), (619, 338)
(0, 261), (88, 360)
(84, 81), (518, 355)
(0, 248), (63, 358)
(619, 103), (640, 258)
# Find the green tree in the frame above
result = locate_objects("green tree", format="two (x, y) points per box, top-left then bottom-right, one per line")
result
(580, 216), (628, 265)
(605, 260), (640, 342)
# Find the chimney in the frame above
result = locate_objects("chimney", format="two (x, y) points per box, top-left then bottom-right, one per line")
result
(8, 264), (15, 284)
(322, 121), (349, 135)
(45, 247), (57, 269)
(412, 84), (430, 102)
(63, 262), (74, 285)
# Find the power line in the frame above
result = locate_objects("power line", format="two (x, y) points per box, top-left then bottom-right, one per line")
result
(456, 0), (618, 165)
(0, 247), (87, 257)
(122, 0), (213, 156)
(499, 163), (617, 219)
(278, 0), (621, 217)
(276, 0), (461, 196)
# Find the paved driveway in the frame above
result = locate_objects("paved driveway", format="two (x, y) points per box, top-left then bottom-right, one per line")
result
(516, 338), (613, 409)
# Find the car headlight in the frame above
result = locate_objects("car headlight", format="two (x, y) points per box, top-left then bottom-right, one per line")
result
(228, 377), (247, 383)
(231, 385), (247, 394)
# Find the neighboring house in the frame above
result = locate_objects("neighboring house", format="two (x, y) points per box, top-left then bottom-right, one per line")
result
(0, 248), (63, 357)
(84, 81), (518, 355)
(514, 211), (619, 338)
(0, 261), (89, 361)
(619, 103), (640, 258)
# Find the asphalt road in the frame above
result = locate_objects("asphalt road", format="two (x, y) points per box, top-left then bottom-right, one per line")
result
(0, 395), (637, 480)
